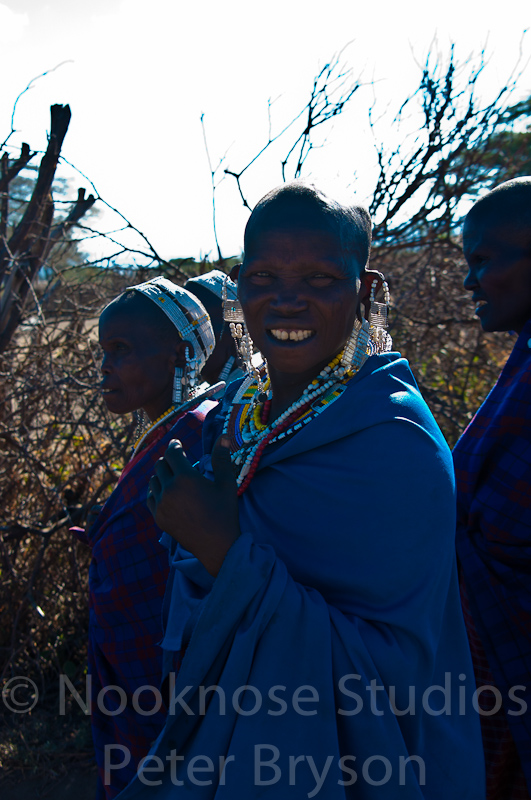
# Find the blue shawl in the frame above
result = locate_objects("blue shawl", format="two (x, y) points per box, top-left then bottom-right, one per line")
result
(117, 354), (484, 799)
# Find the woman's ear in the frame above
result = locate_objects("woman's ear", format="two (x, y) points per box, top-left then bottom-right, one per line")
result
(172, 339), (192, 368)
(229, 263), (241, 282)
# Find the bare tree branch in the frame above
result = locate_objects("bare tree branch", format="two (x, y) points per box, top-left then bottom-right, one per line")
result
(222, 48), (361, 209)
(201, 113), (224, 261)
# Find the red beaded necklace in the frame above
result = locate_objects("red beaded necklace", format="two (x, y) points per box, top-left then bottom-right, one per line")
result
(236, 399), (314, 495)
(225, 353), (352, 496)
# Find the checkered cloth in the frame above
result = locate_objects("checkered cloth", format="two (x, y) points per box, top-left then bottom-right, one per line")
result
(72, 400), (215, 800)
(454, 320), (531, 797)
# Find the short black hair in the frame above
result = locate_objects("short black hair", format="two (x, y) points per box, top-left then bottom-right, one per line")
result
(101, 290), (183, 344)
(466, 177), (531, 244)
(243, 182), (372, 273)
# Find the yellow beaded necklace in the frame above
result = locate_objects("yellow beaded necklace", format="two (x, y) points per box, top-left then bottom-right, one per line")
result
(131, 380), (227, 459)
(132, 403), (182, 457)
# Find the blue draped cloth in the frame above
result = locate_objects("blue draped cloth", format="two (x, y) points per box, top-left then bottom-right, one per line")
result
(117, 353), (484, 799)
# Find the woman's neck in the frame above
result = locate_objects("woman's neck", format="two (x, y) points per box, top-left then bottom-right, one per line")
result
(267, 355), (340, 422)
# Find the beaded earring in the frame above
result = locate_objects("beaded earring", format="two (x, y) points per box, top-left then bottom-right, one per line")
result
(222, 278), (245, 325)
(223, 279), (251, 372)
(368, 278), (389, 328)
(218, 355), (235, 382)
(186, 355), (200, 397)
(368, 278), (393, 354)
(222, 276), (267, 391)
(172, 366), (184, 404)
(134, 409), (148, 440)
(172, 344), (200, 405)
(340, 318), (370, 371)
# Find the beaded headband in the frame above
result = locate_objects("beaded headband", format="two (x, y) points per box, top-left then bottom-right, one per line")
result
(185, 269), (238, 302)
(127, 276), (215, 370)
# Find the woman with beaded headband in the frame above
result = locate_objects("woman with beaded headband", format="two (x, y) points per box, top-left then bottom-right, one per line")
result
(71, 277), (221, 800)
(184, 269), (246, 388)
(119, 184), (484, 799)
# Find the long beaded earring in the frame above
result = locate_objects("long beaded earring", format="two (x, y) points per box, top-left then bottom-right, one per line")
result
(222, 278), (245, 325)
(185, 355), (200, 398)
(222, 276), (267, 391)
(218, 355), (235, 382)
(134, 409), (148, 439)
(340, 318), (370, 372)
(222, 278), (251, 371)
(368, 278), (389, 328)
(173, 366), (183, 404)
(368, 278), (393, 354)
(172, 346), (197, 406)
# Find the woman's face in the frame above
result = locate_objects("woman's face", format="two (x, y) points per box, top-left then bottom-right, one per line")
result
(238, 225), (363, 388)
(99, 302), (182, 421)
(463, 215), (531, 333)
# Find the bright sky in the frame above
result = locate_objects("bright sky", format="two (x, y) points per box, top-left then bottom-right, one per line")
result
(0, 0), (529, 262)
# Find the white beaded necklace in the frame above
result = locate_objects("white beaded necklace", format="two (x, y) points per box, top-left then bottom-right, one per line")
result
(224, 353), (353, 488)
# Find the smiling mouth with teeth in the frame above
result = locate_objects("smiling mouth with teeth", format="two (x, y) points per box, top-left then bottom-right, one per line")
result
(269, 329), (315, 342)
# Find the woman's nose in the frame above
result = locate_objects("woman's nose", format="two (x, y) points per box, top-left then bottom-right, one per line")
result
(463, 268), (478, 291)
(270, 284), (308, 313)
(101, 353), (112, 374)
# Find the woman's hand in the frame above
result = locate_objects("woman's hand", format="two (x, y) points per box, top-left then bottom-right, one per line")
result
(147, 436), (240, 577)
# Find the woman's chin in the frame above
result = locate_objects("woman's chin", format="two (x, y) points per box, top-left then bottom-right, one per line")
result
(261, 335), (320, 373)
(102, 393), (129, 415)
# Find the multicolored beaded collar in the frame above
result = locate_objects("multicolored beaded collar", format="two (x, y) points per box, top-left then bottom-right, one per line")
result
(222, 352), (358, 496)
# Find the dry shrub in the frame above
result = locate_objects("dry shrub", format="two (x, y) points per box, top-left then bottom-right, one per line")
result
(373, 239), (513, 447)
(0, 251), (514, 779)
(0, 267), (149, 775)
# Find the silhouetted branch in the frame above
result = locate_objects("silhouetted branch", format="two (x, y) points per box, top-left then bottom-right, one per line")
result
(223, 48), (360, 208)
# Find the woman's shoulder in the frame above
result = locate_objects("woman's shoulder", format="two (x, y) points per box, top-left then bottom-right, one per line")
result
(257, 353), (453, 489)
(344, 352), (440, 432)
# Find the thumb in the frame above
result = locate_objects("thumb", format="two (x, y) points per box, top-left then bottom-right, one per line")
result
(211, 435), (236, 490)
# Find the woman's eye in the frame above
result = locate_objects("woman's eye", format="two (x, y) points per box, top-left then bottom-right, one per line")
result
(308, 274), (334, 286)
(248, 272), (273, 284)
(469, 253), (489, 267)
(112, 342), (129, 352)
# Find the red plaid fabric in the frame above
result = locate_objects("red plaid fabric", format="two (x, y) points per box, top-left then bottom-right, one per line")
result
(454, 320), (531, 798)
(461, 575), (529, 799)
(72, 400), (215, 799)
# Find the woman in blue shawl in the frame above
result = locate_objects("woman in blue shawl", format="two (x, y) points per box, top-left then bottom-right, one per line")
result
(118, 184), (485, 798)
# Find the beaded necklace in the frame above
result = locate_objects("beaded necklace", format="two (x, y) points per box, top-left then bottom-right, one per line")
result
(132, 381), (225, 458)
(223, 352), (358, 496)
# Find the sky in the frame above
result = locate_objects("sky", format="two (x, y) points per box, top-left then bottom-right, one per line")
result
(0, 0), (530, 263)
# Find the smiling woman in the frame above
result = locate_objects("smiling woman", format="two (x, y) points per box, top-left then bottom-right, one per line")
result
(118, 184), (485, 799)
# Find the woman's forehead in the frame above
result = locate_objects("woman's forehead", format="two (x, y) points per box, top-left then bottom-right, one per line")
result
(464, 214), (527, 253)
(99, 306), (150, 337)
(245, 224), (341, 256)
(243, 226), (364, 279)
(99, 296), (172, 341)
